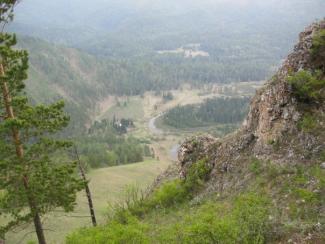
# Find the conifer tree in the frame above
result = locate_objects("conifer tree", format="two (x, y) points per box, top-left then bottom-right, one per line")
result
(0, 2), (83, 243)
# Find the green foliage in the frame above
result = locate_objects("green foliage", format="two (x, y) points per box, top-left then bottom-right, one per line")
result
(311, 29), (325, 70)
(163, 97), (250, 129)
(77, 120), (148, 168)
(150, 180), (189, 208)
(0, 1), (17, 24)
(67, 159), (325, 243)
(108, 180), (189, 220)
(149, 160), (211, 208)
(320, 149), (325, 161)
(78, 139), (145, 168)
(0, 33), (83, 237)
(156, 202), (235, 243)
(108, 160), (211, 220)
(18, 33), (274, 134)
(293, 188), (319, 204)
(68, 191), (271, 244)
(249, 158), (263, 175)
(26, 241), (37, 244)
(245, 160), (323, 229)
(183, 159), (211, 193)
(275, 164), (324, 223)
(298, 114), (317, 132)
(232, 193), (271, 243)
(66, 211), (148, 244)
(157, 193), (271, 244)
(288, 70), (325, 103)
(18, 34), (272, 134)
(310, 165), (325, 188)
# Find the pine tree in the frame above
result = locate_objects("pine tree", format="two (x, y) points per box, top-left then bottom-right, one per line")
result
(0, 3), (83, 243)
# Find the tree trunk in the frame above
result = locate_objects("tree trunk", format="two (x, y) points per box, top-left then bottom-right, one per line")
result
(74, 146), (97, 226)
(0, 63), (47, 244)
(33, 212), (47, 244)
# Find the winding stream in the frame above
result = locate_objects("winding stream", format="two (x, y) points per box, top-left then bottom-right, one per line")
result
(148, 114), (164, 135)
(148, 114), (180, 161)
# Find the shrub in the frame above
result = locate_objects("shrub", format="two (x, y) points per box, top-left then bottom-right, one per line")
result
(182, 217), (239, 244)
(279, 165), (324, 222)
(298, 114), (317, 132)
(66, 211), (148, 244)
(156, 193), (271, 244)
(311, 29), (325, 70)
(293, 188), (320, 204)
(149, 179), (189, 208)
(233, 194), (271, 244)
(183, 159), (212, 192)
(288, 70), (325, 103)
(107, 160), (212, 220)
(249, 158), (263, 175)
(147, 159), (211, 209)
(289, 188), (321, 220)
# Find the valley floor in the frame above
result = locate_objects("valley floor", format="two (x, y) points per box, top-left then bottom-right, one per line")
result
(0, 82), (263, 243)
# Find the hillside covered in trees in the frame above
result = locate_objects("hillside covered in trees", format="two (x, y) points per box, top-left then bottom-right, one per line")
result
(11, 0), (325, 134)
(162, 97), (250, 129)
(0, 1), (324, 243)
(18, 36), (271, 133)
(67, 20), (325, 244)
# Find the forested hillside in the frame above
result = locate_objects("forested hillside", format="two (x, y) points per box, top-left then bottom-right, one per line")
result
(162, 97), (250, 129)
(13, 0), (325, 134)
(12, 0), (325, 59)
(18, 36), (271, 132)
(67, 20), (325, 244)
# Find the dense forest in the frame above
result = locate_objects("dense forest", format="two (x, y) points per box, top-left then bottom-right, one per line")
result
(20, 36), (272, 97)
(11, 0), (324, 136)
(162, 97), (250, 129)
(77, 119), (153, 168)
(18, 36), (270, 134)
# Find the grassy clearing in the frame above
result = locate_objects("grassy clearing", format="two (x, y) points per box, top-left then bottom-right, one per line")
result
(99, 97), (144, 121)
(1, 158), (168, 244)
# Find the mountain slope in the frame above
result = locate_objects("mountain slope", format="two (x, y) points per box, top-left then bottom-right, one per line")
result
(18, 36), (111, 131)
(17, 35), (277, 132)
(67, 20), (325, 243)
(11, 0), (325, 61)
(177, 20), (325, 188)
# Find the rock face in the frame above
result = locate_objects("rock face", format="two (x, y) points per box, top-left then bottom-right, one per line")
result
(243, 21), (325, 151)
(177, 20), (325, 179)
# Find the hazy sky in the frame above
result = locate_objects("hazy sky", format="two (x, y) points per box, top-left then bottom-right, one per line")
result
(129, 0), (280, 9)
(15, 0), (280, 12)
(12, 0), (324, 34)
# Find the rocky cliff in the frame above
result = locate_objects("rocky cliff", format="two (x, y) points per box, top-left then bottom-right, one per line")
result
(178, 20), (325, 179)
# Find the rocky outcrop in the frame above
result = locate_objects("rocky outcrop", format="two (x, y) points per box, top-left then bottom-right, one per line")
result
(177, 20), (325, 179)
(243, 20), (325, 151)
(178, 135), (217, 177)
